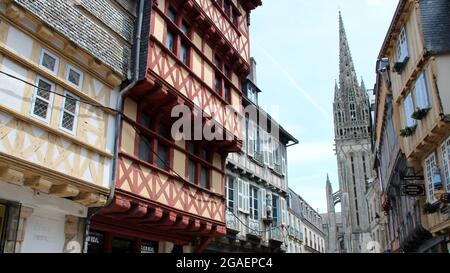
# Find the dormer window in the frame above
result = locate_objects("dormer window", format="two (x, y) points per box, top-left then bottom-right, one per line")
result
(247, 84), (258, 104)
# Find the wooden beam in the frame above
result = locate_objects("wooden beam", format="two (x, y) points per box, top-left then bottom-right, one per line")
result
(5, 3), (24, 22)
(0, 166), (24, 185)
(24, 176), (53, 193)
(73, 192), (106, 207)
(49, 184), (79, 198)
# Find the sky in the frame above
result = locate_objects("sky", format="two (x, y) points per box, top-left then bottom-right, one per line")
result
(248, 0), (399, 213)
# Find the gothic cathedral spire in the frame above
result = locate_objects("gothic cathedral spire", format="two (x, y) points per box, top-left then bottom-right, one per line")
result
(339, 11), (358, 92)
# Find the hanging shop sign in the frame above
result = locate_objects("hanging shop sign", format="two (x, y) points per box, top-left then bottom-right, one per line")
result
(401, 184), (426, 197)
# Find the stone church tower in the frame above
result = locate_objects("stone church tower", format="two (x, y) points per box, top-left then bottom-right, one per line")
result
(330, 12), (373, 253)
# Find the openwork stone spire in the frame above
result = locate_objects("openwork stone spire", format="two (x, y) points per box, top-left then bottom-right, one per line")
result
(338, 12), (359, 98)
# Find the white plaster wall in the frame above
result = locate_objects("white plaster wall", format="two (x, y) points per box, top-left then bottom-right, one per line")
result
(0, 57), (28, 111)
(6, 25), (33, 59)
(21, 207), (65, 253)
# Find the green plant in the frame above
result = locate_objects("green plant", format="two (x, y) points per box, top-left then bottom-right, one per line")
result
(411, 108), (430, 120)
(423, 202), (439, 214)
(400, 126), (417, 137)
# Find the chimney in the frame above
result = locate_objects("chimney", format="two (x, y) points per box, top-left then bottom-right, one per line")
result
(249, 57), (257, 84)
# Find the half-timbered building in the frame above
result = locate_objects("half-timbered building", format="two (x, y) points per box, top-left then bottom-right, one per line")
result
(0, 0), (131, 252)
(89, 0), (262, 253)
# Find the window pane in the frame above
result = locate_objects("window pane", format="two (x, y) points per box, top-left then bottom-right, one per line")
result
(61, 112), (75, 131)
(33, 98), (49, 119)
(188, 159), (196, 184)
(159, 123), (171, 140)
(215, 75), (222, 94)
(181, 21), (189, 36)
(200, 167), (208, 189)
(224, 85), (230, 103)
(141, 113), (152, 129)
(41, 52), (56, 72)
(138, 135), (151, 162)
(188, 142), (196, 154)
(180, 43), (188, 65)
(68, 68), (81, 87)
(64, 94), (77, 114)
(166, 31), (175, 52)
(200, 149), (208, 161)
(157, 143), (169, 170)
(167, 7), (176, 23)
(37, 79), (52, 100)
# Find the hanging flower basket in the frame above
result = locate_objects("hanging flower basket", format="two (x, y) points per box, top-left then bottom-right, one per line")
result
(411, 108), (430, 120)
(400, 126), (417, 137)
(423, 202), (440, 214)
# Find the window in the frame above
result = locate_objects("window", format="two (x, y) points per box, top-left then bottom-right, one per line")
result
(237, 179), (249, 214)
(181, 21), (190, 36)
(247, 84), (257, 104)
(180, 42), (189, 65)
(415, 72), (430, 110)
(396, 27), (409, 62)
(65, 65), (84, 89)
(442, 137), (450, 191)
(166, 30), (175, 53)
(31, 76), (55, 123)
(216, 0), (240, 27)
(249, 186), (259, 220)
(39, 49), (59, 74)
(224, 85), (231, 103)
(156, 143), (169, 170)
(59, 91), (79, 134)
(404, 92), (416, 128)
(188, 158), (196, 184)
(272, 194), (279, 225)
(226, 177), (235, 212)
(214, 74), (222, 95)
(200, 166), (208, 189)
(138, 135), (151, 162)
(167, 7), (177, 23)
(424, 153), (438, 203)
(186, 143), (211, 190)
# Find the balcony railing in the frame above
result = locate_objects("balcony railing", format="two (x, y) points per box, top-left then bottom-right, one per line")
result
(270, 228), (283, 242)
(248, 219), (261, 237)
(226, 211), (239, 232)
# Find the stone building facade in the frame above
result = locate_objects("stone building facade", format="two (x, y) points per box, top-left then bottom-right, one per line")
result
(205, 59), (298, 253)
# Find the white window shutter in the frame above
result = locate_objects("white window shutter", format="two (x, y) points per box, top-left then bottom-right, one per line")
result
(404, 93), (416, 128)
(242, 118), (247, 153)
(245, 182), (250, 214)
(237, 178), (244, 212)
(269, 136), (274, 168)
(248, 122), (255, 157)
(263, 131), (269, 165)
(261, 188), (267, 219)
(281, 198), (286, 226)
(281, 144), (287, 175)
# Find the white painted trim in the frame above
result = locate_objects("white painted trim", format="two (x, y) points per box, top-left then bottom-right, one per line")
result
(39, 48), (60, 75)
(65, 64), (84, 90)
(30, 76), (55, 124)
(58, 90), (80, 136)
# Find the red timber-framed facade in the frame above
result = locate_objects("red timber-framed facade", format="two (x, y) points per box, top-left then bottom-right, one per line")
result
(89, 0), (262, 253)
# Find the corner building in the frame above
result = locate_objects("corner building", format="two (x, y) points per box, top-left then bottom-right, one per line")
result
(0, 0), (130, 252)
(89, 0), (262, 253)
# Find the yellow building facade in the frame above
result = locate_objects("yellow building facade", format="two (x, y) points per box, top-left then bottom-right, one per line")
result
(0, 0), (128, 252)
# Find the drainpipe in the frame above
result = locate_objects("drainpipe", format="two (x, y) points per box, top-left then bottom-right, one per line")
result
(82, 0), (145, 253)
